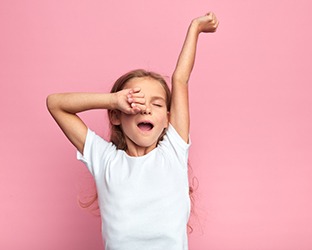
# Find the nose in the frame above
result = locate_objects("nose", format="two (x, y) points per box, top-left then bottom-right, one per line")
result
(141, 106), (151, 115)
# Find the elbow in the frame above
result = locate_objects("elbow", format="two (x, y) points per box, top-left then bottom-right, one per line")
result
(172, 74), (189, 85)
(172, 70), (190, 85)
(46, 94), (59, 113)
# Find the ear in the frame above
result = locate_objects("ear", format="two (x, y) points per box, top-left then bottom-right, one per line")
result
(109, 110), (121, 125)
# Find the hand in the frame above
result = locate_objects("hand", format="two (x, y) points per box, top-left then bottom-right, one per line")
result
(193, 12), (219, 33)
(114, 87), (146, 114)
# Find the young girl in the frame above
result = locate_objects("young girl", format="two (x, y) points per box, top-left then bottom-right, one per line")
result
(47, 12), (218, 250)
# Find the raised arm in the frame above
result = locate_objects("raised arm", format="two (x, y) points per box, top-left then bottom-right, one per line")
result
(46, 88), (146, 154)
(170, 12), (219, 142)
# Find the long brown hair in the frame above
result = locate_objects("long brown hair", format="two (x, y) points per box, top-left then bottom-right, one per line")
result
(79, 69), (196, 233)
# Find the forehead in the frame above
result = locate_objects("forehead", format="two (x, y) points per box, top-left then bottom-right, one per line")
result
(124, 77), (167, 99)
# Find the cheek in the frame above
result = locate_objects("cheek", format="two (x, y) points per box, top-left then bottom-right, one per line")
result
(120, 115), (134, 128)
(157, 111), (169, 127)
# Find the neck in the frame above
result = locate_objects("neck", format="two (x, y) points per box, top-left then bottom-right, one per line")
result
(125, 140), (157, 157)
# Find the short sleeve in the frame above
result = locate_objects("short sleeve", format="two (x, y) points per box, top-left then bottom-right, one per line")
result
(77, 128), (114, 176)
(160, 123), (191, 167)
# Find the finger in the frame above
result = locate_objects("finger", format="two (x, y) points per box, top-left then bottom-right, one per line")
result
(129, 87), (141, 94)
(131, 103), (146, 111)
(212, 13), (219, 25)
(127, 95), (145, 103)
(128, 92), (145, 99)
(127, 90), (145, 104)
(123, 102), (143, 114)
(205, 12), (213, 21)
(127, 91), (144, 102)
(124, 107), (140, 115)
(128, 97), (146, 105)
(215, 20), (219, 28)
(129, 106), (141, 114)
(206, 12), (217, 23)
(208, 13), (218, 28)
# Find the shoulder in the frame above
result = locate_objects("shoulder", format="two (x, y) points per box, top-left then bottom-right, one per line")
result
(84, 128), (112, 153)
(163, 123), (191, 149)
(77, 128), (117, 174)
(158, 124), (191, 165)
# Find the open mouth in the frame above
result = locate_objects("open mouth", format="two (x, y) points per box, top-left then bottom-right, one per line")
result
(137, 122), (154, 131)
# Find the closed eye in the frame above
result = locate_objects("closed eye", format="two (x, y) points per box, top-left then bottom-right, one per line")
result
(153, 103), (163, 107)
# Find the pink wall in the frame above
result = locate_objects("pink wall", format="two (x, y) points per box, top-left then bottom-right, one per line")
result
(1, 0), (312, 249)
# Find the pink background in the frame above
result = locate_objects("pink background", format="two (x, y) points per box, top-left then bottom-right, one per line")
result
(1, 0), (312, 249)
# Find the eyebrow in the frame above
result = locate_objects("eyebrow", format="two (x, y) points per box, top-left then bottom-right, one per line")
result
(150, 96), (166, 102)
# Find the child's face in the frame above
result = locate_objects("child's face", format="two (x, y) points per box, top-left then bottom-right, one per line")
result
(119, 77), (169, 153)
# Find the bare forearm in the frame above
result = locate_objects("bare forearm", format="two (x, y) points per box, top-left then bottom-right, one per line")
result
(46, 92), (116, 115)
(172, 21), (200, 84)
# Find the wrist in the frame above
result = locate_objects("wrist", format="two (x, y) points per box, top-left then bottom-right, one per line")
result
(109, 92), (119, 110)
(190, 19), (201, 35)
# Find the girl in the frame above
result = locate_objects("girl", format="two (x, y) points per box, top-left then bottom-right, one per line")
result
(47, 12), (218, 250)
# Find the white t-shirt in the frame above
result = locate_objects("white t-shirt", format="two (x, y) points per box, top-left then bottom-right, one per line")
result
(77, 124), (191, 250)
